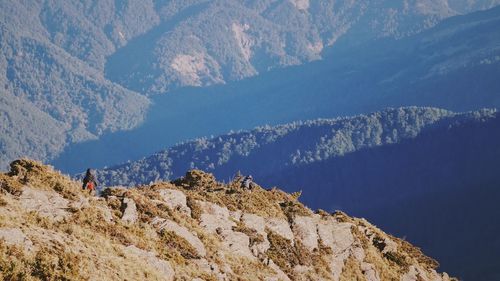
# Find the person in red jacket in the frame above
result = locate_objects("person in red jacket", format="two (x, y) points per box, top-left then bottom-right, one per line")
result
(82, 168), (98, 194)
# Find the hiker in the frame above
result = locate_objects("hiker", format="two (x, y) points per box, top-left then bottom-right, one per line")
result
(241, 175), (254, 190)
(82, 168), (98, 194)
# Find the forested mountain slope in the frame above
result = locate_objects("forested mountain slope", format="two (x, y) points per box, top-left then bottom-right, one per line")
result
(261, 108), (500, 281)
(96, 107), (493, 186)
(2, 0), (499, 170)
(52, 5), (500, 173)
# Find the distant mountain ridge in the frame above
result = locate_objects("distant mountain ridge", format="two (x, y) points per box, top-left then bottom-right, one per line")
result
(2, 0), (500, 170)
(95, 107), (495, 187)
(52, 5), (500, 173)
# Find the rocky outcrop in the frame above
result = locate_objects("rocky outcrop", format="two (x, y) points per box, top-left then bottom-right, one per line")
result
(0, 228), (33, 252)
(0, 160), (454, 281)
(19, 187), (70, 221)
(121, 197), (137, 224)
(197, 200), (235, 233)
(158, 189), (191, 216)
(292, 215), (319, 251)
(125, 245), (174, 281)
(152, 217), (206, 257)
(266, 218), (295, 241)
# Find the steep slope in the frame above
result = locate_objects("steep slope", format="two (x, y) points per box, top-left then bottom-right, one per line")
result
(52, 5), (500, 173)
(0, 1), (151, 169)
(96, 107), (499, 280)
(0, 159), (453, 280)
(261, 108), (500, 280)
(2, 0), (499, 170)
(104, 0), (499, 93)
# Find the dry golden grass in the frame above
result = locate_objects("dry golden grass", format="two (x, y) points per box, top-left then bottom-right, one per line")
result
(0, 160), (453, 281)
(7, 159), (82, 200)
(159, 230), (200, 260)
(0, 173), (23, 196)
(182, 182), (310, 220)
(225, 256), (276, 281)
(232, 220), (265, 247)
(339, 255), (365, 281)
(265, 231), (312, 275)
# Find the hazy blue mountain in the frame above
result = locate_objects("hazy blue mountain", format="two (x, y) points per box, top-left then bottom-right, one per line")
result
(1, 1), (499, 170)
(94, 107), (496, 186)
(53, 6), (500, 173)
(95, 107), (500, 280)
(106, 0), (500, 94)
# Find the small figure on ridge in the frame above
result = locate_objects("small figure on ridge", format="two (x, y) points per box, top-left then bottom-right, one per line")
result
(241, 175), (254, 190)
(82, 168), (98, 194)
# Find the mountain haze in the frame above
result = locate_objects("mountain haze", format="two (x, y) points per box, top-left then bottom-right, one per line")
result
(2, 0), (500, 170)
(95, 107), (464, 186)
(52, 5), (500, 173)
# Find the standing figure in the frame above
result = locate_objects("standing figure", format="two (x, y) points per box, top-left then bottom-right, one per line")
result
(82, 168), (98, 194)
(241, 175), (254, 190)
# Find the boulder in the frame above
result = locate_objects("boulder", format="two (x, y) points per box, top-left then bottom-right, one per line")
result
(220, 229), (255, 260)
(121, 197), (137, 224)
(125, 245), (174, 281)
(152, 217), (206, 257)
(265, 218), (294, 241)
(69, 196), (90, 210)
(292, 215), (319, 251)
(241, 213), (266, 235)
(241, 213), (271, 257)
(158, 189), (191, 216)
(0, 227), (33, 252)
(317, 219), (354, 255)
(19, 187), (69, 221)
(197, 201), (235, 233)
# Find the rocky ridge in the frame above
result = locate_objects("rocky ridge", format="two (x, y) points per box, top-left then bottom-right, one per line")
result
(0, 159), (453, 280)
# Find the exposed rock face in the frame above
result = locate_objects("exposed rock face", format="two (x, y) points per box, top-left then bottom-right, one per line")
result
(241, 213), (271, 256)
(0, 228), (33, 252)
(19, 187), (70, 221)
(125, 245), (174, 281)
(152, 217), (206, 257)
(266, 218), (295, 241)
(158, 189), (191, 216)
(292, 215), (319, 251)
(219, 229), (255, 259)
(121, 197), (138, 224)
(198, 200), (235, 233)
(0, 160), (454, 281)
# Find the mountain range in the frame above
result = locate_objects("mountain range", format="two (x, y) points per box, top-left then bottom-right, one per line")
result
(2, 0), (500, 171)
(1, 1), (500, 280)
(52, 4), (500, 173)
